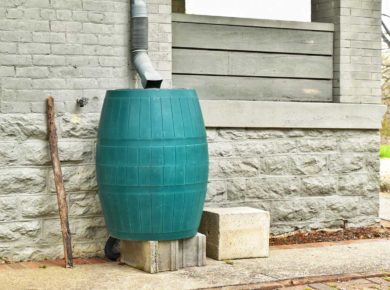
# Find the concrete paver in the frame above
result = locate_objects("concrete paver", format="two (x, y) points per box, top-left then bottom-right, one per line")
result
(367, 277), (390, 286)
(283, 286), (315, 289)
(0, 240), (389, 290)
(309, 283), (335, 290)
(332, 278), (381, 290)
(287, 278), (390, 290)
(232, 240), (390, 280)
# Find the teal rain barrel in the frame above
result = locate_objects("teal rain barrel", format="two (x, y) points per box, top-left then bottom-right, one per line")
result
(96, 89), (209, 241)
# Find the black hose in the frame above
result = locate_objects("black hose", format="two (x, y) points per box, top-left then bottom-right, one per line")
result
(104, 236), (120, 261)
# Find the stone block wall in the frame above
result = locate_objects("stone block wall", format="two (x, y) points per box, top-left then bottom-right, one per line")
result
(0, 0), (172, 261)
(312, 0), (382, 103)
(0, 118), (380, 260)
(206, 128), (380, 235)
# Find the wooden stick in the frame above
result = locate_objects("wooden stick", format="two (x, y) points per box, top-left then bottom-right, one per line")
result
(47, 96), (73, 268)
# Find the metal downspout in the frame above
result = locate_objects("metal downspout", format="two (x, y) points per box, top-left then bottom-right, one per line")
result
(131, 0), (163, 89)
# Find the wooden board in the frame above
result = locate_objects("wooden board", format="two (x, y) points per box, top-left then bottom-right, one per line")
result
(173, 22), (334, 55)
(47, 96), (73, 269)
(173, 49), (333, 79)
(173, 74), (332, 102)
(173, 13), (335, 32)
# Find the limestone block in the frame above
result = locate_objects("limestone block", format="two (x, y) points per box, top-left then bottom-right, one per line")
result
(0, 221), (41, 242)
(0, 168), (46, 194)
(338, 174), (368, 196)
(199, 207), (270, 260)
(61, 113), (99, 138)
(72, 242), (105, 258)
(71, 217), (107, 241)
(292, 155), (327, 175)
(49, 165), (97, 192)
(69, 192), (102, 216)
(328, 154), (365, 174)
(209, 158), (259, 178)
(226, 179), (246, 200)
(0, 114), (46, 140)
(20, 195), (58, 218)
(120, 233), (206, 273)
(246, 177), (300, 199)
(380, 193), (390, 221)
(0, 197), (18, 223)
(206, 180), (227, 203)
(301, 176), (337, 196)
(259, 155), (293, 175)
(271, 198), (324, 223)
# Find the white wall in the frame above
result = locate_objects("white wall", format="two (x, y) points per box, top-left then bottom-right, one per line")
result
(186, 0), (311, 22)
(187, 0), (390, 23)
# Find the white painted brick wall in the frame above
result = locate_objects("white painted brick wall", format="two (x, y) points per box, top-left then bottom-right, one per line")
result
(0, 0), (172, 114)
(312, 0), (382, 103)
(0, 0), (172, 261)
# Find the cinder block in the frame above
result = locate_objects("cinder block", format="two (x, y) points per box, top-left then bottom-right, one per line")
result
(380, 192), (390, 221)
(199, 207), (270, 260)
(120, 233), (206, 273)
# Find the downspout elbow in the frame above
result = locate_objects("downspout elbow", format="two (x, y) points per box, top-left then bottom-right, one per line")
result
(131, 0), (163, 89)
(133, 51), (163, 89)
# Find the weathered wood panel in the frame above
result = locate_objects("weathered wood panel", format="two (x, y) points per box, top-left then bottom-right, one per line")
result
(173, 49), (333, 79)
(173, 13), (335, 32)
(172, 14), (334, 102)
(173, 22), (334, 56)
(173, 75), (332, 102)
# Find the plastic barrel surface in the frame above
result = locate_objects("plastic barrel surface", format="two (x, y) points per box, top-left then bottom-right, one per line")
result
(96, 89), (209, 241)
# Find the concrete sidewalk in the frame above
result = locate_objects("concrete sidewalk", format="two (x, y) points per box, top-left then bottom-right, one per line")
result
(0, 239), (389, 290)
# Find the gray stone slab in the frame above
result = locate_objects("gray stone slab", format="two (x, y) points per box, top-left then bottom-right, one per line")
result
(199, 100), (386, 129)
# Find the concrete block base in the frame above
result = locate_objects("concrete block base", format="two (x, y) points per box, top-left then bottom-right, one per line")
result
(199, 207), (270, 260)
(120, 233), (206, 273)
(380, 192), (390, 221)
